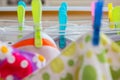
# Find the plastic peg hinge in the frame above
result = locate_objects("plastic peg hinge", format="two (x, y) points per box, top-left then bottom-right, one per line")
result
(92, 0), (104, 46)
(59, 2), (68, 49)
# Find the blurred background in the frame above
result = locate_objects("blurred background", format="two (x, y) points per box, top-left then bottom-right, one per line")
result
(0, 0), (120, 21)
(0, 0), (120, 7)
(0, 0), (45, 6)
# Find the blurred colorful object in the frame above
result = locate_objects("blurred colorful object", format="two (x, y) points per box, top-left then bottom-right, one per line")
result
(108, 3), (120, 34)
(108, 3), (114, 29)
(32, 0), (42, 48)
(24, 32), (120, 80)
(17, 0), (26, 38)
(92, 0), (104, 46)
(112, 6), (120, 34)
(0, 41), (46, 80)
(12, 32), (60, 65)
(59, 2), (68, 49)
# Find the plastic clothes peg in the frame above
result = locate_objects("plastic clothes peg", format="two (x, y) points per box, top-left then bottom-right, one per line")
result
(59, 2), (68, 49)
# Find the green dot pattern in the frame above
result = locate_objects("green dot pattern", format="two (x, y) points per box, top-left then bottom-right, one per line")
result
(61, 73), (73, 80)
(68, 59), (74, 67)
(82, 65), (97, 80)
(110, 66), (120, 80)
(42, 72), (50, 80)
(24, 33), (120, 80)
(85, 35), (91, 42)
(97, 49), (107, 63)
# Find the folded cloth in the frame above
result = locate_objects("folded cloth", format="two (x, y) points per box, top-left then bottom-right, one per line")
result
(54, 37), (72, 51)
(24, 32), (120, 80)
(12, 32), (60, 65)
(0, 42), (46, 80)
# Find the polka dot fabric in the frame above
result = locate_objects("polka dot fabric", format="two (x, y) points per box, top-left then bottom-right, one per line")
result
(24, 32), (120, 80)
(0, 42), (46, 80)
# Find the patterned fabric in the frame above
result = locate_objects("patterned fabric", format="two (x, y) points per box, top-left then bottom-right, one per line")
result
(0, 42), (46, 80)
(24, 32), (120, 80)
(12, 32), (60, 65)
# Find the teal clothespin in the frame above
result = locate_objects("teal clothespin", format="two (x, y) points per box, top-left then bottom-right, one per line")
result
(59, 2), (68, 49)
(92, 0), (104, 46)
(17, 0), (26, 38)
(18, 0), (26, 8)
(32, 0), (42, 48)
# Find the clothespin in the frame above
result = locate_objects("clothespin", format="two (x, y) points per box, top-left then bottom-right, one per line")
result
(17, 0), (26, 38)
(91, 1), (95, 24)
(59, 2), (68, 49)
(18, 0), (26, 8)
(92, 0), (104, 46)
(112, 6), (120, 34)
(32, 0), (42, 48)
(108, 3), (114, 29)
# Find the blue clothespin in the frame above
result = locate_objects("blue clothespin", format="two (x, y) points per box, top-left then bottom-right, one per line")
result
(59, 2), (68, 49)
(92, 0), (104, 46)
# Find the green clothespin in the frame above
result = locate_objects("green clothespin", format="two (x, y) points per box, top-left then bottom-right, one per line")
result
(17, 0), (26, 38)
(32, 0), (42, 48)
(112, 6), (120, 34)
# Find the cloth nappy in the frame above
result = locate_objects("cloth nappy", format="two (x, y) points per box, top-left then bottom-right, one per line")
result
(0, 41), (46, 80)
(12, 32), (60, 64)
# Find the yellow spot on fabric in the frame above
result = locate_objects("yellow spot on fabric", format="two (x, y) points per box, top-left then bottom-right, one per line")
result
(107, 58), (112, 64)
(50, 58), (64, 73)
(38, 55), (45, 62)
(79, 43), (84, 49)
(86, 50), (93, 58)
(62, 42), (76, 57)
(100, 34), (108, 46)
(79, 55), (83, 61)
(111, 42), (120, 53)
(1, 46), (8, 54)
(102, 75), (106, 80)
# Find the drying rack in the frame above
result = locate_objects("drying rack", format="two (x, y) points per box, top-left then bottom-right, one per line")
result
(0, 20), (120, 46)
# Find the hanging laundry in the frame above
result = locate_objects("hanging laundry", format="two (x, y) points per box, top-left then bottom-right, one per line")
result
(12, 32), (60, 65)
(24, 32), (120, 80)
(0, 41), (46, 80)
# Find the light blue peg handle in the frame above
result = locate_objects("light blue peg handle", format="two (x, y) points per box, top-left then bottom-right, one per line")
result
(59, 2), (68, 49)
